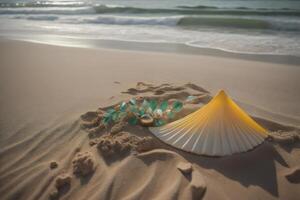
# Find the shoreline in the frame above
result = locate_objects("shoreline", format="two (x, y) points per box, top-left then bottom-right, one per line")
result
(1, 35), (300, 66)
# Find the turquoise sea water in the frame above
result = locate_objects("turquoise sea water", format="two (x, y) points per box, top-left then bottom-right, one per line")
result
(0, 0), (300, 56)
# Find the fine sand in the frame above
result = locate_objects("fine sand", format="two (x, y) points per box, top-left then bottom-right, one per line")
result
(0, 39), (299, 200)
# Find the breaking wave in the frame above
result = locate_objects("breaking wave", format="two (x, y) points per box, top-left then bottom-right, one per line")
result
(77, 16), (272, 30)
(14, 14), (300, 32)
(1, 4), (300, 17)
(92, 5), (300, 16)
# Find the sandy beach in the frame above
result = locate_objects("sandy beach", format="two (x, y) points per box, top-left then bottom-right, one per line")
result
(0, 39), (300, 200)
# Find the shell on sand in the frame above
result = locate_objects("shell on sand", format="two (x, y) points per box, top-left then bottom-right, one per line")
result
(149, 90), (268, 156)
(140, 114), (154, 127)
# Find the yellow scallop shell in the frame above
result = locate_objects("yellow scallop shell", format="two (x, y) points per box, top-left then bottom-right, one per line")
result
(149, 90), (268, 156)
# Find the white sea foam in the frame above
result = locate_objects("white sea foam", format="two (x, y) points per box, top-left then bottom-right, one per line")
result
(75, 15), (181, 26)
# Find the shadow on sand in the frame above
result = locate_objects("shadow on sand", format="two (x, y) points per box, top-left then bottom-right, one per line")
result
(174, 142), (288, 198)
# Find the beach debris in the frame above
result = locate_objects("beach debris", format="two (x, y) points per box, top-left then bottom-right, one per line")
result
(55, 173), (71, 191)
(80, 83), (210, 140)
(72, 151), (96, 176)
(190, 170), (206, 199)
(285, 166), (300, 183)
(150, 90), (268, 156)
(49, 161), (58, 169)
(104, 99), (183, 127)
(177, 162), (193, 174)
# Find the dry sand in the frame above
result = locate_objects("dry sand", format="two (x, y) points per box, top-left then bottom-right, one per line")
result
(0, 39), (300, 200)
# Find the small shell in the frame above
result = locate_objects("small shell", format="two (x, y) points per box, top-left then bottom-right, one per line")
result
(140, 114), (154, 127)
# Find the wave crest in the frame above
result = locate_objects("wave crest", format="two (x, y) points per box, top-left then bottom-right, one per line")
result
(1, 4), (299, 17)
(61, 15), (299, 31)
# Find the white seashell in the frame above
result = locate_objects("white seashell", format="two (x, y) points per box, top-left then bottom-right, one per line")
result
(149, 90), (268, 156)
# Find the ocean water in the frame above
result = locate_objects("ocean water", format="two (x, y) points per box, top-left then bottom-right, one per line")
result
(0, 0), (300, 56)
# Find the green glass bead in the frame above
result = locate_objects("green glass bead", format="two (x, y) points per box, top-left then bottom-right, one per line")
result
(172, 101), (183, 112)
(154, 119), (166, 127)
(128, 116), (138, 125)
(149, 100), (157, 111)
(129, 98), (136, 105)
(102, 115), (111, 125)
(130, 105), (139, 114)
(120, 102), (127, 112)
(111, 111), (119, 122)
(106, 108), (115, 114)
(160, 100), (168, 111)
(142, 99), (149, 109)
(186, 95), (196, 101)
(139, 109), (145, 116)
